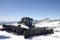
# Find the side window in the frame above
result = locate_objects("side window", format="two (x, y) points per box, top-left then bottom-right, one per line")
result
(32, 20), (35, 26)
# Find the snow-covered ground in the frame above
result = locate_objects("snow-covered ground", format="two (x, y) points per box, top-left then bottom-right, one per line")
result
(35, 21), (60, 27)
(0, 31), (25, 40)
(0, 20), (60, 40)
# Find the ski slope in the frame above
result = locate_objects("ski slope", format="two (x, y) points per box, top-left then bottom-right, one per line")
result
(0, 20), (60, 40)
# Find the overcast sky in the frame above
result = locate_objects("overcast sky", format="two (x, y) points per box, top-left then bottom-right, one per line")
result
(0, 0), (60, 20)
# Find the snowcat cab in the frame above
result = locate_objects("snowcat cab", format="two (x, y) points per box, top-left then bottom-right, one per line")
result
(18, 17), (35, 28)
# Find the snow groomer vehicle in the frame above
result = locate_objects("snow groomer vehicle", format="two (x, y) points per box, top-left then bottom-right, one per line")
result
(2, 17), (54, 39)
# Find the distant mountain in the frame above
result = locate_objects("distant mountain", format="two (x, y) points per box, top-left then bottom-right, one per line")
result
(35, 18), (60, 27)
(35, 18), (60, 23)
(0, 21), (16, 25)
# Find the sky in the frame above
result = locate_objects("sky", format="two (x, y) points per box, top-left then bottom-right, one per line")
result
(0, 0), (60, 20)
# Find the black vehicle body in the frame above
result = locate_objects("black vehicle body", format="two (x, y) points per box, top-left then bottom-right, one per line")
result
(24, 27), (54, 38)
(3, 25), (27, 35)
